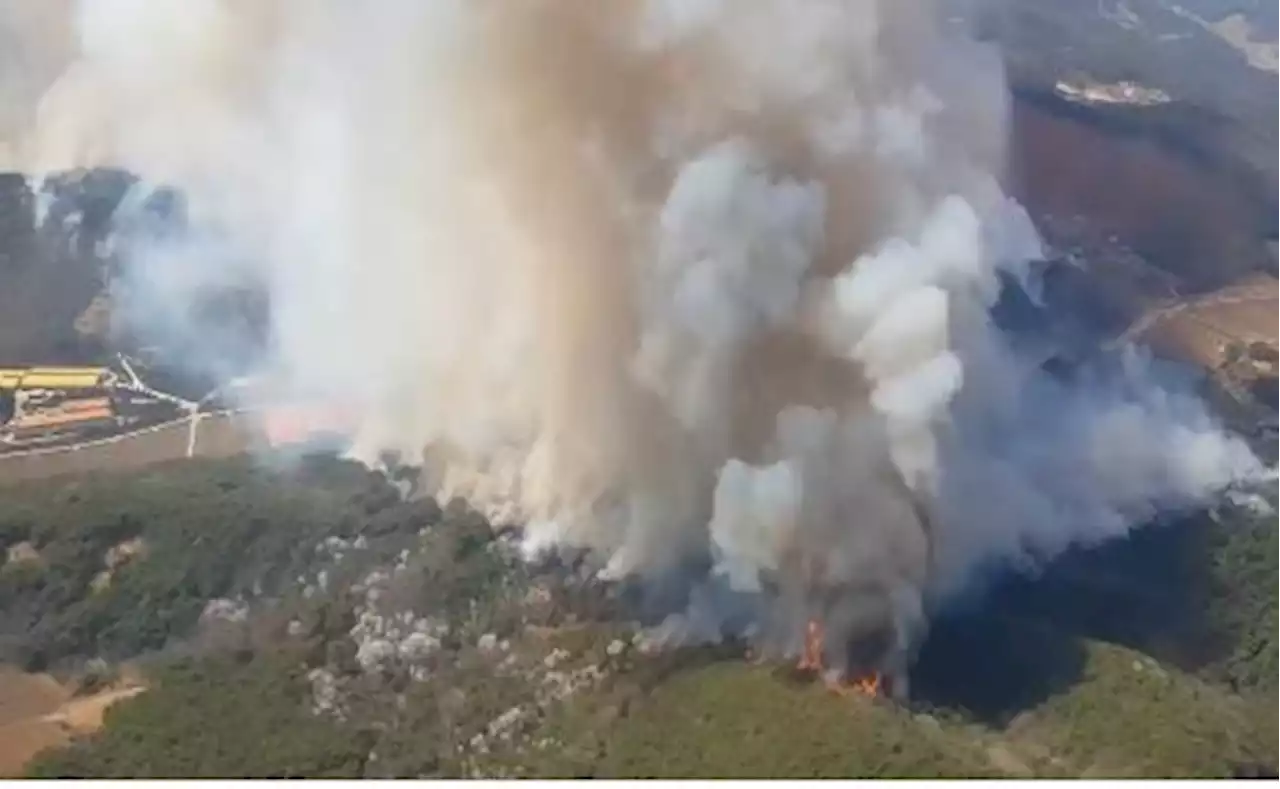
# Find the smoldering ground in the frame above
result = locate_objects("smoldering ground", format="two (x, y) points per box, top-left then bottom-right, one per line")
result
(0, 0), (1265, 693)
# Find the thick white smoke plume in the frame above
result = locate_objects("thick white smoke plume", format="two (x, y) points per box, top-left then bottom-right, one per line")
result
(1, 0), (1264, 691)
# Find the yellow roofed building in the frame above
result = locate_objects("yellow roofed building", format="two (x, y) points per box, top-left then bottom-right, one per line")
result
(0, 367), (112, 391)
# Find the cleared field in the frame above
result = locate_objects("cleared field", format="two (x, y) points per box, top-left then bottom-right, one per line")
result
(0, 412), (256, 484)
(1122, 275), (1278, 368)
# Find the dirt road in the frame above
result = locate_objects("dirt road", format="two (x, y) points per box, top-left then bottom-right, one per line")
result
(0, 665), (146, 776)
(1104, 276), (1278, 365)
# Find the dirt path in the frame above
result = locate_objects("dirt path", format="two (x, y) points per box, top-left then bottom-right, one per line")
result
(1104, 277), (1278, 356)
(0, 665), (146, 776)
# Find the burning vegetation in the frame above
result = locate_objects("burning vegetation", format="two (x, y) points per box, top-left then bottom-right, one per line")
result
(797, 619), (882, 699)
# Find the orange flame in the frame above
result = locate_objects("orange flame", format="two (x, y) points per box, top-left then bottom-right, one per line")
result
(796, 618), (880, 698)
(832, 672), (881, 698)
(263, 403), (357, 447)
(798, 619), (823, 672)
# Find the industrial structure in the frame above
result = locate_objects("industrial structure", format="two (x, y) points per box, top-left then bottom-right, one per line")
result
(0, 356), (362, 455)
(0, 362), (183, 451)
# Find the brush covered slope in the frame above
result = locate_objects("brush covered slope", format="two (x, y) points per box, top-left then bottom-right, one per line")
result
(1, 454), (1274, 779)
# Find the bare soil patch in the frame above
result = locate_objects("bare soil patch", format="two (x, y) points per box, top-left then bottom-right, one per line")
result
(1127, 275), (1278, 368)
(0, 665), (145, 777)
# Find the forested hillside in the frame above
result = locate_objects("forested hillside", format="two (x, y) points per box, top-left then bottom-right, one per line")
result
(1, 455), (1274, 778)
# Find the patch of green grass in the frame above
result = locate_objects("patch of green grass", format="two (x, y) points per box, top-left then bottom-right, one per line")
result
(529, 633), (1278, 779)
(1005, 641), (1278, 778)
(537, 657), (997, 779)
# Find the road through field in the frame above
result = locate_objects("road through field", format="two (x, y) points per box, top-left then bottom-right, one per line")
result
(0, 410), (258, 484)
(1104, 279), (1278, 353)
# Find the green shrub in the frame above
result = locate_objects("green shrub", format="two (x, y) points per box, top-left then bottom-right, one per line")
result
(0, 454), (423, 668)
(28, 654), (367, 778)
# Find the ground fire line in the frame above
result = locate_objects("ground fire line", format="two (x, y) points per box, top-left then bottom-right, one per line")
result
(795, 619), (881, 698)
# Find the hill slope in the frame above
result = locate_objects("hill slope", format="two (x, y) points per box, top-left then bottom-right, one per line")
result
(1, 455), (1273, 778)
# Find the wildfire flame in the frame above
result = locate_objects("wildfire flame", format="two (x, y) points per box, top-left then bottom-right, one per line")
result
(263, 403), (357, 447)
(798, 619), (823, 672)
(797, 618), (880, 698)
